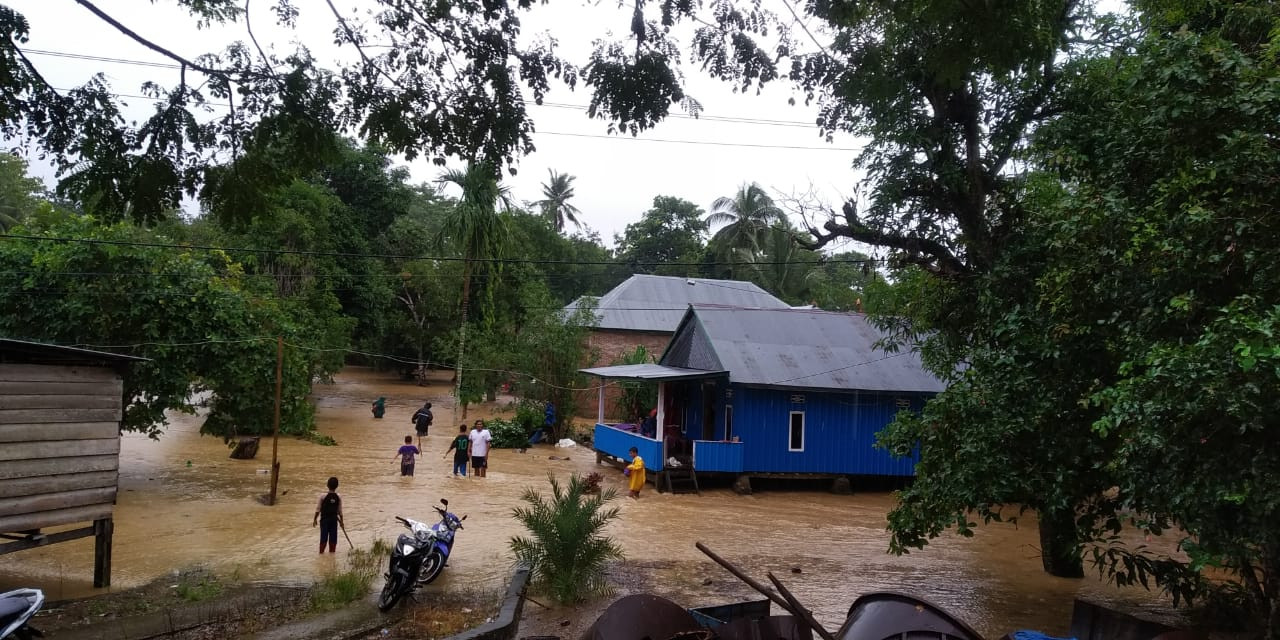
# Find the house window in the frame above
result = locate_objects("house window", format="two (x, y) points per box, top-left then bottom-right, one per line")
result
(724, 405), (734, 441)
(788, 411), (804, 452)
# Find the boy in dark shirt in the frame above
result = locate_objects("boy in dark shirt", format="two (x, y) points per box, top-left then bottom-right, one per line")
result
(443, 425), (470, 477)
(312, 476), (343, 554)
(393, 435), (420, 476)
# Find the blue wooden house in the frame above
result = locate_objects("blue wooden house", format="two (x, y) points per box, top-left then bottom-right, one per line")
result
(582, 305), (945, 490)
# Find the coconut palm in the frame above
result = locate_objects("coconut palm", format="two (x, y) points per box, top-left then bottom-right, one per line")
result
(737, 225), (827, 304)
(534, 169), (582, 232)
(436, 162), (513, 418)
(510, 473), (623, 603)
(705, 182), (784, 277)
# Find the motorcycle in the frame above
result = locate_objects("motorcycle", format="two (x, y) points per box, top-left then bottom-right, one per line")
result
(0, 588), (44, 640)
(377, 498), (466, 612)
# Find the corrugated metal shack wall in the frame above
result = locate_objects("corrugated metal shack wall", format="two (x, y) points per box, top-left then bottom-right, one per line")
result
(731, 385), (924, 476)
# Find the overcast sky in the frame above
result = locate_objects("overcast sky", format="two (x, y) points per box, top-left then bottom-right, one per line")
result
(8, 0), (871, 250)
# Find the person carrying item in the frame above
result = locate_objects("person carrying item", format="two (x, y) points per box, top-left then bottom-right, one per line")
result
(411, 402), (433, 447)
(313, 476), (344, 553)
(625, 447), (646, 498)
(444, 425), (470, 477)
(393, 435), (420, 476)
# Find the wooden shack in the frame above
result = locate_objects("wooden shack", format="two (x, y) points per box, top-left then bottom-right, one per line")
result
(0, 338), (142, 588)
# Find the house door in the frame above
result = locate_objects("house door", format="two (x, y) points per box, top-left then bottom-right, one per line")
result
(701, 381), (716, 441)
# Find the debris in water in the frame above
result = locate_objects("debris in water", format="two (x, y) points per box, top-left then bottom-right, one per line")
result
(702, 578), (713, 586)
(791, 567), (802, 574)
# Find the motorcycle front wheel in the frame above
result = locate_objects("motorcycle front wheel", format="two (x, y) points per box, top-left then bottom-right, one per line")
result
(417, 551), (446, 585)
(377, 572), (405, 612)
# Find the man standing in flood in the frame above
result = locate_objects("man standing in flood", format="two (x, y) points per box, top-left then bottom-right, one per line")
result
(469, 419), (492, 478)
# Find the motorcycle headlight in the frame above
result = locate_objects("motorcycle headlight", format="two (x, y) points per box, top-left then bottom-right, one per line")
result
(415, 529), (434, 543)
(401, 543), (416, 555)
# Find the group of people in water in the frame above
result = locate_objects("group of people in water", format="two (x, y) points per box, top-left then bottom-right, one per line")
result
(383, 400), (495, 479)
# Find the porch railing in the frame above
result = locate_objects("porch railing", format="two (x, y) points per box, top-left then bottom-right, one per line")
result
(692, 440), (744, 473)
(593, 424), (663, 472)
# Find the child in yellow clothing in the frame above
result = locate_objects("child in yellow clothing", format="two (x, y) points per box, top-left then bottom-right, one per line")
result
(625, 447), (646, 498)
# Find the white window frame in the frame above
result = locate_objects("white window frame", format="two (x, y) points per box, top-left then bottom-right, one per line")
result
(724, 405), (734, 441)
(788, 411), (805, 452)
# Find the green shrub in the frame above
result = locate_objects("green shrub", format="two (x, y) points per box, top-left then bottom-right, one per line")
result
(305, 432), (337, 446)
(176, 573), (224, 602)
(487, 418), (528, 449)
(510, 473), (623, 604)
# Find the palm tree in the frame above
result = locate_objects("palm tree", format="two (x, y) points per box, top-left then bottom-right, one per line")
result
(705, 182), (783, 277)
(737, 226), (826, 304)
(510, 473), (623, 603)
(534, 169), (582, 232)
(436, 162), (513, 419)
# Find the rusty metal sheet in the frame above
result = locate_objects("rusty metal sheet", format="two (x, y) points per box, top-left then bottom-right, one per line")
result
(579, 594), (704, 640)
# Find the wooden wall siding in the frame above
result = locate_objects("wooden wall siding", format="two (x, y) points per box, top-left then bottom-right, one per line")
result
(0, 364), (122, 534)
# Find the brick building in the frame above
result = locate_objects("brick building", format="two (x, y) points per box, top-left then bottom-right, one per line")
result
(566, 274), (789, 419)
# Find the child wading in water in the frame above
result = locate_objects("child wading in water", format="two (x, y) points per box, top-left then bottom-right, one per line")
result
(624, 447), (646, 498)
(393, 435), (420, 476)
(313, 476), (344, 553)
(443, 425), (470, 477)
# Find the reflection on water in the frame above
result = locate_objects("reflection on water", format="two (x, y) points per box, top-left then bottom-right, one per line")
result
(0, 368), (1177, 637)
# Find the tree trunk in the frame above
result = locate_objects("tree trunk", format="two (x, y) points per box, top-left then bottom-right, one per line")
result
(1038, 505), (1084, 578)
(454, 265), (471, 422)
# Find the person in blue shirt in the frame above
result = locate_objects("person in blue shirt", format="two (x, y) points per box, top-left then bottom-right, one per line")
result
(392, 435), (420, 476)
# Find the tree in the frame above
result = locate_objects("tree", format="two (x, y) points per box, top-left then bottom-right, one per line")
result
(436, 162), (513, 417)
(882, 2), (1280, 630)
(534, 170), (582, 233)
(510, 473), (624, 604)
(0, 214), (342, 439)
(735, 225), (824, 304)
(0, 153), (45, 230)
(705, 182), (783, 278)
(613, 196), (707, 277)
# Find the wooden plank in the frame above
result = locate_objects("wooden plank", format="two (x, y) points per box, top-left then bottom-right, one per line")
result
(0, 364), (120, 383)
(0, 503), (114, 533)
(0, 438), (120, 462)
(0, 408), (121, 424)
(0, 422), (119, 444)
(0, 380), (123, 396)
(0, 395), (121, 410)
(0, 471), (118, 499)
(0, 455), (118, 480)
(0, 486), (117, 515)
(0, 525), (96, 556)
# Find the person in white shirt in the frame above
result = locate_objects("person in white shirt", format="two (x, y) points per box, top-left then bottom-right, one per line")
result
(468, 419), (493, 478)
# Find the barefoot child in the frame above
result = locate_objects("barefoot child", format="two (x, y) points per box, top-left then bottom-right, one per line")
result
(443, 425), (470, 477)
(625, 447), (646, 498)
(393, 435), (420, 476)
(312, 476), (343, 553)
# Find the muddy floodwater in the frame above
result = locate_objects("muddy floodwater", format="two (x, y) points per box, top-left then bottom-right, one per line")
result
(1, 368), (1179, 637)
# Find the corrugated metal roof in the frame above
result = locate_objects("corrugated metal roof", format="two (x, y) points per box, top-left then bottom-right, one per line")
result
(565, 274), (790, 332)
(662, 306), (945, 393)
(579, 364), (728, 381)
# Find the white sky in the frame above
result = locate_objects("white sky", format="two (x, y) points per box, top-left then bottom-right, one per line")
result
(8, 0), (869, 249)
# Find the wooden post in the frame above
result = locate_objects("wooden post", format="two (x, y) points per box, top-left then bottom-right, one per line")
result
(596, 380), (605, 425)
(93, 517), (113, 588)
(268, 336), (282, 506)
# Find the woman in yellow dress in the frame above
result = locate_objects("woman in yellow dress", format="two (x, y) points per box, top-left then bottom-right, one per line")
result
(624, 447), (646, 498)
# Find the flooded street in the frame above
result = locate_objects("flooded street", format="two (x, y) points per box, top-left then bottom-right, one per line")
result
(1, 368), (1176, 637)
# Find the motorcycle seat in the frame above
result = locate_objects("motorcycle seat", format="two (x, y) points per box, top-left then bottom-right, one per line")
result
(0, 596), (30, 626)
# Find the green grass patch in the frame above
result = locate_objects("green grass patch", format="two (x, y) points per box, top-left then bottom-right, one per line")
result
(309, 541), (387, 611)
(305, 432), (338, 446)
(175, 572), (225, 602)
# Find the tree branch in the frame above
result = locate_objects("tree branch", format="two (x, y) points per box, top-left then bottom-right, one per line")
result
(73, 0), (249, 81)
(323, 0), (405, 89)
(800, 201), (969, 277)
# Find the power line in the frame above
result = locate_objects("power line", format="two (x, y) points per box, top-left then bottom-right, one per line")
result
(768, 352), (908, 385)
(535, 130), (854, 151)
(0, 233), (881, 268)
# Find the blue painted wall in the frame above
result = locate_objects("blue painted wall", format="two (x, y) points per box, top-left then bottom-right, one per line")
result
(727, 384), (924, 476)
(594, 424), (664, 472)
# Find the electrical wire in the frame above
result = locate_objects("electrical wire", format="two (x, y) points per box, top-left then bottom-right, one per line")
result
(0, 233), (881, 268)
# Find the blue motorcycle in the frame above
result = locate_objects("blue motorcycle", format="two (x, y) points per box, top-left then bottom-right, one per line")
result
(378, 499), (466, 612)
(416, 498), (465, 586)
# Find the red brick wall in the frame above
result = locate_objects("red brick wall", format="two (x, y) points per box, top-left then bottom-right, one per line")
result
(573, 329), (671, 422)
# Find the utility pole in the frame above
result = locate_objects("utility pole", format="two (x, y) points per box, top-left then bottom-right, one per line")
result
(268, 335), (283, 506)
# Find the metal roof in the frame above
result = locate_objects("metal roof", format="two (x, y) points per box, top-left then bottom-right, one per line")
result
(0, 338), (147, 365)
(661, 306), (946, 393)
(565, 274), (790, 332)
(579, 363), (728, 381)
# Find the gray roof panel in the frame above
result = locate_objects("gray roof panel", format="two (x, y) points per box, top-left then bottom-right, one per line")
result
(569, 274), (790, 332)
(579, 364), (728, 381)
(663, 306), (945, 393)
